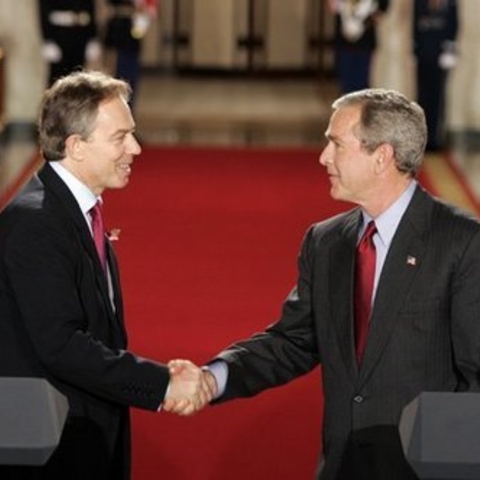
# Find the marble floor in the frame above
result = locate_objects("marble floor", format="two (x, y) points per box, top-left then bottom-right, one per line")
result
(134, 73), (338, 148)
(1, 73), (480, 206)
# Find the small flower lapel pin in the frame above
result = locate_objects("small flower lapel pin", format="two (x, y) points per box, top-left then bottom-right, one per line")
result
(108, 228), (121, 242)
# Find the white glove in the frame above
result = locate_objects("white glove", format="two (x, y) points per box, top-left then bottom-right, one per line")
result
(131, 12), (151, 39)
(85, 39), (102, 63)
(353, 0), (377, 19)
(439, 51), (457, 70)
(438, 41), (458, 70)
(341, 15), (365, 41)
(42, 41), (62, 63)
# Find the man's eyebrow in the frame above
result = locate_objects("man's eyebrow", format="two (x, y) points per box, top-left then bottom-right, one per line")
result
(112, 127), (135, 137)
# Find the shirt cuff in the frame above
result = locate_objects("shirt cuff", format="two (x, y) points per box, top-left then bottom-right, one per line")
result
(205, 360), (228, 398)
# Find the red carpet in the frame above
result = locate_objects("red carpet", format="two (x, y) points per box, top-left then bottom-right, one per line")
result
(101, 145), (453, 480)
(104, 146), (333, 480)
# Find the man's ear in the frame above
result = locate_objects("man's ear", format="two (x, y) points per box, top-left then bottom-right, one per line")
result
(64, 134), (85, 162)
(374, 143), (394, 174)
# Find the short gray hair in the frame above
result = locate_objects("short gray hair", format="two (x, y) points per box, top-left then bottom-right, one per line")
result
(333, 88), (427, 176)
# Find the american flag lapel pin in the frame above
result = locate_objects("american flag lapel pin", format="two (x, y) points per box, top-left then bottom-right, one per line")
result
(406, 255), (417, 266)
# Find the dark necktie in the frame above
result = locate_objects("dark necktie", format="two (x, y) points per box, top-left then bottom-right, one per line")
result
(354, 220), (377, 364)
(90, 202), (107, 272)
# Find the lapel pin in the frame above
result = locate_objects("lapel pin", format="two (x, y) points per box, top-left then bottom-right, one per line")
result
(406, 255), (417, 266)
(107, 228), (121, 242)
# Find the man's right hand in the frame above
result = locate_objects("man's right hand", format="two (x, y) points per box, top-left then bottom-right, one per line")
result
(163, 359), (217, 416)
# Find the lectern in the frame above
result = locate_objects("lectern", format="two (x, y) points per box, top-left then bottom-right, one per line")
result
(0, 377), (69, 465)
(400, 392), (480, 479)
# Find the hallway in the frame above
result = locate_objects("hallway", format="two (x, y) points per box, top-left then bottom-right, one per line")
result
(1, 73), (480, 210)
(134, 73), (337, 148)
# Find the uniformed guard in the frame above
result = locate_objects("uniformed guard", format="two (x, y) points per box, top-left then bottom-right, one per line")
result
(38, 0), (102, 86)
(413, 0), (459, 151)
(328, 0), (390, 93)
(104, 0), (157, 109)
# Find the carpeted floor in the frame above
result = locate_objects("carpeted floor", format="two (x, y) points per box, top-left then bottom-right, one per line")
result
(104, 147), (329, 479)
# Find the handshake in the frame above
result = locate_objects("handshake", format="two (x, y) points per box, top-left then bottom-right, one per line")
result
(163, 359), (218, 416)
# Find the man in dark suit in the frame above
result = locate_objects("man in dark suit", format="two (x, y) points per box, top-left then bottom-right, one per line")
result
(167, 89), (480, 479)
(0, 70), (212, 480)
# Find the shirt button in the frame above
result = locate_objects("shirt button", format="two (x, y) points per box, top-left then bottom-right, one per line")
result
(353, 395), (364, 403)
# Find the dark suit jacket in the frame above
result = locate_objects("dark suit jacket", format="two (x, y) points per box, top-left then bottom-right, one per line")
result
(0, 163), (169, 480)
(213, 185), (480, 480)
(39, 0), (97, 45)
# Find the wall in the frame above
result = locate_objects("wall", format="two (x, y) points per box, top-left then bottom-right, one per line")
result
(0, 0), (45, 125)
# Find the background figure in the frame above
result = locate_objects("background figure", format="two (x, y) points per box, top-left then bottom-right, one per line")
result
(104, 0), (157, 110)
(328, 0), (389, 93)
(38, 0), (102, 86)
(413, 0), (459, 152)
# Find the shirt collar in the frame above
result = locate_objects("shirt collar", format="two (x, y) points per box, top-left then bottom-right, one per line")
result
(360, 180), (417, 248)
(50, 161), (101, 215)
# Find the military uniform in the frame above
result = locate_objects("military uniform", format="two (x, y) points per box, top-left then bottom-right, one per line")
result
(413, 0), (459, 151)
(104, 0), (156, 108)
(331, 0), (390, 93)
(38, 0), (99, 85)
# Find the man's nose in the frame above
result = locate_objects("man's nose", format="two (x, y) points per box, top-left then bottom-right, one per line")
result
(319, 145), (331, 166)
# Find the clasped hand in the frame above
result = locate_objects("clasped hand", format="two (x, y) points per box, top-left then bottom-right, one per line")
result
(163, 359), (217, 416)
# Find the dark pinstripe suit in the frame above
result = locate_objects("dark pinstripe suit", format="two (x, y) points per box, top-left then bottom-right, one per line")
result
(214, 185), (480, 479)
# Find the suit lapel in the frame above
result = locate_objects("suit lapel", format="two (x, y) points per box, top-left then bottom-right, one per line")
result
(39, 164), (102, 270)
(329, 209), (362, 381)
(39, 164), (122, 328)
(357, 186), (431, 385)
(106, 241), (127, 339)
